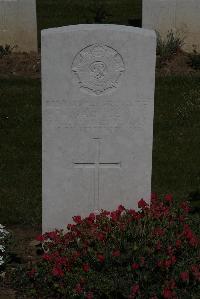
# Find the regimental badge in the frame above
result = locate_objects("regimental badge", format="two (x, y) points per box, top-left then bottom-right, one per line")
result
(72, 44), (125, 96)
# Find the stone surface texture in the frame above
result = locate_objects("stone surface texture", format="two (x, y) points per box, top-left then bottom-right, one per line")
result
(0, 0), (37, 52)
(42, 24), (156, 232)
(142, 0), (200, 52)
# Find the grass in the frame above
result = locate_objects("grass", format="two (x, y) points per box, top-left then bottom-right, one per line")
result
(152, 76), (200, 201)
(0, 75), (200, 226)
(0, 79), (41, 226)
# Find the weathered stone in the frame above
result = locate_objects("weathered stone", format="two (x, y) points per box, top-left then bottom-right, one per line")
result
(142, 0), (200, 52)
(0, 0), (37, 52)
(42, 24), (156, 232)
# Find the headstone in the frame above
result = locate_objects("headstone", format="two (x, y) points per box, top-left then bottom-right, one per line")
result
(0, 0), (37, 52)
(142, 0), (200, 52)
(42, 24), (156, 232)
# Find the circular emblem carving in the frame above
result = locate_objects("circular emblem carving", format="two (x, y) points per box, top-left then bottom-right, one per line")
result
(72, 44), (125, 95)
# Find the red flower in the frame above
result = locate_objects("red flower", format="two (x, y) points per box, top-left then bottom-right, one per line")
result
(191, 264), (200, 281)
(164, 259), (172, 268)
(183, 225), (193, 238)
(153, 227), (165, 237)
(87, 213), (96, 224)
(112, 250), (120, 257)
(189, 236), (199, 247)
(27, 268), (36, 278)
(117, 205), (125, 213)
(47, 231), (58, 240)
(128, 209), (140, 220)
(180, 271), (189, 282)
(156, 240), (162, 251)
(52, 266), (64, 277)
(119, 223), (126, 231)
(36, 234), (45, 242)
(67, 223), (75, 231)
(110, 211), (120, 221)
(97, 232), (105, 241)
(56, 256), (68, 266)
(175, 239), (182, 248)
(73, 215), (82, 224)
(162, 288), (173, 299)
(138, 198), (148, 209)
(85, 291), (94, 299)
(170, 255), (176, 265)
(164, 194), (173, 203)
(180, 201), (190, 213)
(74, 283), (83, 294)
(42, 253), (52, 261)
(83, 263), (90, 272)
(131, 283), (140, 295)
(183, 225), (199, 247)
(100, 210), (110, 217)
(97, 254), (105, 263)
(131, 263), (140, 270)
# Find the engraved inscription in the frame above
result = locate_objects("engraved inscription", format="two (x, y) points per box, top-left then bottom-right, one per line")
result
(73, 138), (121, 209)
(44, 101), (144, 131)
(72, 44), (125, 96)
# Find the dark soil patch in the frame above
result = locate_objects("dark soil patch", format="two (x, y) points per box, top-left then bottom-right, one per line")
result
(157, 51), (200, 76)
(0, 53), (40, 79)
(0, 225), (41, 299)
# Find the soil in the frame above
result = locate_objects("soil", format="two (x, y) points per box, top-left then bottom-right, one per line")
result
(157, 51), (199, 76)
(0, 52), (40, 79)
(0, 50), (200, 79)
(0, 225), (41, 299)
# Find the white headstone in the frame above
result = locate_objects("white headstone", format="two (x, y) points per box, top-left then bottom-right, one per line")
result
(142, 0), (200, 52)
(42, 24), (156, 232)
(0, 0), (37, 52)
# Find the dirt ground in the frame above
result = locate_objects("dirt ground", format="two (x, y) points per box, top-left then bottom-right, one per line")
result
(0, 225), (41, 299)
(157, 51), (197, 76)
(0, 52), (40, 79)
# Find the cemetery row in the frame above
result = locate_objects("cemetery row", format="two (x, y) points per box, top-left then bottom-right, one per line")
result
(0, 0), (199, 232)
(0, 0), (200, 53)
(0, 1), (199, 298)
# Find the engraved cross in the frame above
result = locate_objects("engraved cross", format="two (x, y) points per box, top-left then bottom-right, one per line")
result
(73, 138), (121, 210)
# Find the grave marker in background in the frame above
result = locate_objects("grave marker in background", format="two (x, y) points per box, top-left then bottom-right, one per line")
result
(42, 24), (156, 232)
(0, 0), (37, 52)
(143, 0), (200, 52)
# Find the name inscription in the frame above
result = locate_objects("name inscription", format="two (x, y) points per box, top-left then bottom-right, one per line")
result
(44, 100), (143, 130)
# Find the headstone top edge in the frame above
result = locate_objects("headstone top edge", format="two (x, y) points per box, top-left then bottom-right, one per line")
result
(41, 24), (156, 39)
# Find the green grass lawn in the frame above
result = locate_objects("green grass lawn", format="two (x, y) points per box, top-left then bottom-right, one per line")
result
(0, 79), (41, 226)
(0, 76), (200, 226)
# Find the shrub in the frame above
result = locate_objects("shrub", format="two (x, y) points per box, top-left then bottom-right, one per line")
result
(17, 195), (199, 298)
(0, 44), (15, 58)
(0, 224), (10, 272)
(188, 48), (200, 70)
(157, 30), (185, 65)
